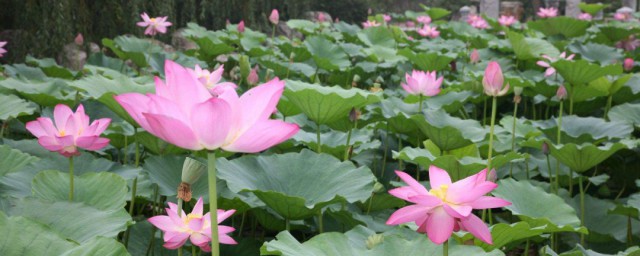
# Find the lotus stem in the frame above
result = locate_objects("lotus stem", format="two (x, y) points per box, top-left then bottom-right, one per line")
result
(628, 215), (633, 246)
(443, 240), (449, 256)
(487, 96), (498, 169)
(483, 97), (488, 125)
(381, 122), (389, 178)
(344, 120), (355, 161)
(419, 94), (424, 111)
(271, 25), (276, 46)
(69, 156), (74, 201)
(557, 101), (565, 194)
(238, 212), (246, 237)
(524, 239), (530, 256)
(207, 151), (220, 256)
(285, 219), (290, 231)
(509, 102), (519, 177)
(569, 89), (574, 115)
(124, 128), (140, 248)
(192, 246), (197, 256)
(578, 174), (585, 245)
(546, 155), (556, 194)
(604, 95), (613, 121)
(317, 211), (324, 233)
(316, 125), (322, 153)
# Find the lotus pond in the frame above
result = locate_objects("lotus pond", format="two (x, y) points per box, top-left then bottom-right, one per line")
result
(1, 4), (640, 256)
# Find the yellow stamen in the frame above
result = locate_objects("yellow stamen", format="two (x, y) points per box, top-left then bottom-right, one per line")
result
(59, 130), (66, 136)
(429, 184), (449, 201)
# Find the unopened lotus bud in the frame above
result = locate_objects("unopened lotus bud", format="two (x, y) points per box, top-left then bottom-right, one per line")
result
(349, 108), (361, 122)
(289, 52), (296, 60)
(556, 85), (567, 101)
(542, 141), (550, 155)
(488, 169), (497, 182)
(514, 87), (523, 96)
(178, 157), (206, 201)
(237, 20), (245, 33)
(247, 65), (259, 86)
(624, 58), (634, 71)
(366, 234), (384, 249)
(74, 33), (84, 46)
(239, 55), (250, 79)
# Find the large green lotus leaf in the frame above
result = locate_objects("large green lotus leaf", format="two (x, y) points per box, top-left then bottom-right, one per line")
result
(136, 131), (187, 155)
(286, 19), (320, 35)
(60, 237), (129, 256)
(9, 198), (132, 243)
(508, 31), (560, 60)
(3, 63), (48, 81)
(492, 179), (587, 233)
(0, 144), (38, 176)
(262, 225), (504, 256)
(578, 3), (608, 15)
(0, 93), (37, 120)
(217, 149), (375, 220)
(570, 195), (640, 243)
(424, 7), (451, 20)
(527, 17), (590, 38)
(411, 109), (486, 151)
(568, 43), (623, 65)
(398, 49), (456, 72)
(143, 155), (209, 200)
(552, 59), (622, 86)
(460, 222), (545, 251)
(533, 115), (633, 144)
(191, 36), (235, 59)
(25, 56), (76, 79)
(0, 78), (75, 106)
(305, 36), (350, 71)
(362, 46), (406, 64)
(32, 170), (128, 211)
(357, 26), (395, 48)
(103, 36), (163, 67)
(283, 80), (381, 125)
(609, 103), (640, 129)
(71, 74), (154, 126)
(292, 128), (380, 158)
(0, 212), (76, 255)
(598, 26), (640, 43)
(549, 142), (630, 172)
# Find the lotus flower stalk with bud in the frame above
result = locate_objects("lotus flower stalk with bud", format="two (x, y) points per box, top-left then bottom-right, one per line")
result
(386, 167), (510, 250)
(483, 61), (509, 170)
(401, 70), (443, 111)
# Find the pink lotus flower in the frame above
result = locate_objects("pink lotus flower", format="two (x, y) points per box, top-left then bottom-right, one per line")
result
(614, 12), (630, 21)
(0, 41), (7, 57)
(401, 70), (443, 97)
(416, 15), (431, 24)
(269, 9), (279, 25)
(557, 85), (567, 100)
(467, 15), (488, 29)
(578, 13), (593, 21)
(237, 20), (245, 33)
(417, 25), (440, 38)
(470, 49), (480, 64)
(383, 14), (392, 23)
(149, 197), (236, 252)
(74, 33), (84, 46)
(362, 20), (381, 28)
(537, 7), (558, 18)
(137, 13), (172, 36)
(406, 21), (416, 28)
(317, 13), (326, 22)
(192, 65), (237, 96)
(26, 104), (111, 157)
(483, 61), (509, 97)
(624, 58), (634, 71)
(616, 36), (640, 52)
(386, 167), (511, 244)
(536, 52), (575, 77)
(247, 65), (259, 86)
(115, 60), (299, 152)
(498, 15), (516, 26)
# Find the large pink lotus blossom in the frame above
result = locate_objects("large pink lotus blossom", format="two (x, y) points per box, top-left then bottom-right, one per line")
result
(417, 25), (440, 38)
(115, 60), (298, 153)
(192, 65), (237, 96)
(537, 7), (558, 18)
(536, 52), (575, 77)
(498, 15), (516, 26)
(578, 13), (593, 21)
(467, 15), (489, 29)
(317, 13), (326, 22)
(614, 12), (631, 21)
(26, 104), (111, 157)
(470, 49), (480, 64)
(406, 21), (416, 28)
(401, 70), (443, 97)
(383, 14), (392, 23)
(149, 197), (236, 252)
(0, 41), (6, 57)
(362, 20), (381, 28)
(386, 167), (510, 244)
(416, 15), (431, 24)
(269, 9), (279, 25)
(483, 61), (509, 97)
(137, 13), (172, 36)
(624, 58), (635, 71)
(616, 36), (640, 52)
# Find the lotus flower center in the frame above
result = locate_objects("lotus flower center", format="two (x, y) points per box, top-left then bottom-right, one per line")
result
(185, 213), (203, 223)
(150, 18), (157, 23)
(429, 184), (448, 201)
(59, 130), (66, 136)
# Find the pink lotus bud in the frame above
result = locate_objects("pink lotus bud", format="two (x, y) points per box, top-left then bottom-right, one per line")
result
(417, 15), (431, 24)
(578, 13), (592, 21)
(488, 169), (498, 182)
(238, 20), (245, 33)
(318, 13), (326, 22)
(247, 65), (259, 85)
(269, 9), (279, 25)
(483, 61), (509, 97)
(556, 85), (567, 100)
(383, 14), (391, 23)
(542, 141), (550, 155)
(406, 21), (416, 27)
(470, 49), (480, 64)
(624, 58), (634, 71)
(74, 33), (84, 46)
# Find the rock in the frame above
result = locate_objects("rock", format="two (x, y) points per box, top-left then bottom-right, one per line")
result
(172, 29), (197, 52)
(58, 43), (86, 71)
(480, 0), (500, 18)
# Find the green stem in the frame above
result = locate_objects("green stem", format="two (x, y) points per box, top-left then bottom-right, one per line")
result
(134, 128), (140, 167)
(316, 125), (322, 153)
(344, 122), (354, 161)
(419, 94), (423, 111)
(546, 155), (556, 194)
(192, 246), (197, 256)
(398, 137), (403, 170)
(380, 122), (389, 178)
(123, 176), (138, 248)
(509, 102), (519, 177)
(69, 157), (74, 201)
(285, 219), (290, 231)
(487, 96), (498, 170)
(443, 240), (449, 256)
(366, 194), (374, 215)
(483, 97), (488, 126)
(578, 174), (585, 245)
(569, 89), (574, 115)
(557, 102), (563, 145)
(317, 211), (324, 233)
(207, 151), (220, 256)
(313, 67), (320, 84)
(238, 212), (246, 236)
(524, 239), (530, 256)
(271, 25), (276, 46)
(604, 95), (613, 121)
(0, 121), (6, 139)
(628, 215), (633, 247)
